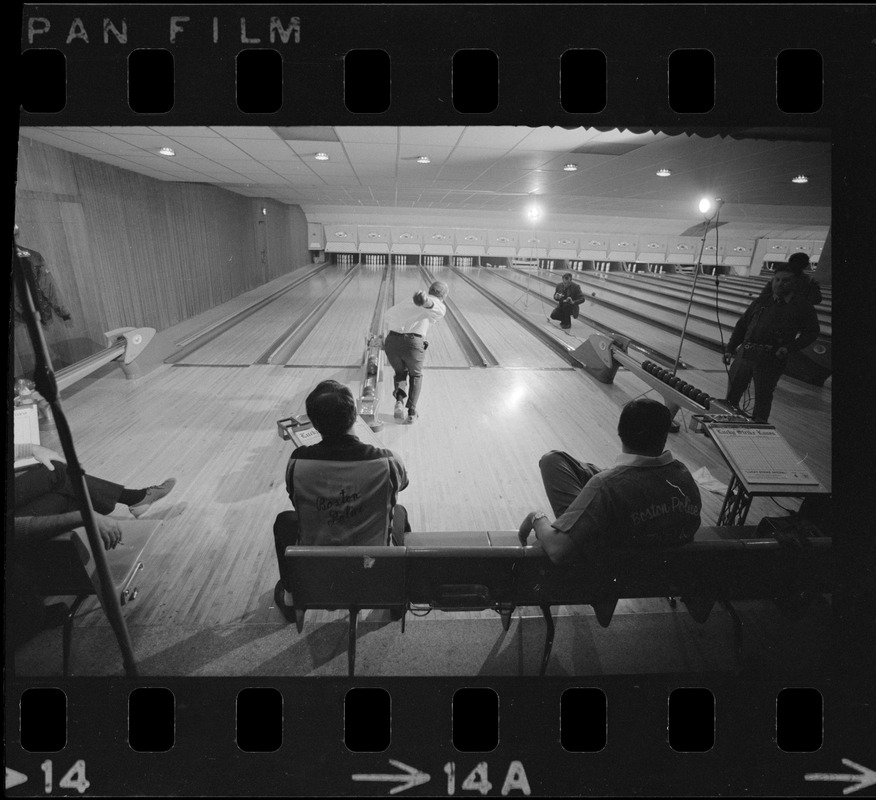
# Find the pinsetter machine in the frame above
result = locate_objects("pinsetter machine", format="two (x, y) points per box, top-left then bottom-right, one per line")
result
(571, 332), (748, 430)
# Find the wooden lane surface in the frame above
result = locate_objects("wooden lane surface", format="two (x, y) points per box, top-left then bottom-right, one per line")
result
(53, 365), (830, 635)
(289, 264), (384, 366)
(174, 265), (346, 365)
(53, 288), (829, 633)
(59, 363), (364, 628)
(622, 272), (833, 331)
(392, 265), (470, 368)
(435, 268), (571, 369)
(492, 267), (721, 369)
(168, 267), (321, 347)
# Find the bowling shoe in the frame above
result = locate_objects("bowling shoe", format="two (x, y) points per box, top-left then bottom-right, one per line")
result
(405, 411), (419, 424)
(130, 478), (177, 517)
(394, 400), (406, 421)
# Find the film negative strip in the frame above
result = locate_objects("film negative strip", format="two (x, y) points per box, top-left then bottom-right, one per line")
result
(10, 3), (875, 797)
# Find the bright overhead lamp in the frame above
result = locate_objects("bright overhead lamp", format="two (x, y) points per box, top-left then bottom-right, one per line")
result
(416, 155), (431, 164)
(563, 163), (578, 172)
(314, 152), (329, 161)
(159, 147), (176, 156)
(792, 175), (809, 183)
(656, 168), (671, 177)
(526, 205), (541, 220)
(698, 196), (724, 218)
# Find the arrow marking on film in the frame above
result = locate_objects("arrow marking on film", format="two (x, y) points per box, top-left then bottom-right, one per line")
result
(352, 760), (430, 794)
(5, 768), (28, 790)
(805, 759), (876, 795)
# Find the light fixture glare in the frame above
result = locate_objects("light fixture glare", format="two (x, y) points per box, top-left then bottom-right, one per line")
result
(159, 146), (176, 157)
(656, 168), (671, 177)
(314, 152), (329, 161)
(563, 163), (577, 172)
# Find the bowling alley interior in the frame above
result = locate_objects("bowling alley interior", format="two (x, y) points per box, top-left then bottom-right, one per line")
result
(12, 125), (841, 678)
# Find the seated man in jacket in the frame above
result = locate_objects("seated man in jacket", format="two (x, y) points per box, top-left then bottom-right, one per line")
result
(12, 441), (176, 648)
(272, 380), (410, 620)
(518, 398), (701, 568)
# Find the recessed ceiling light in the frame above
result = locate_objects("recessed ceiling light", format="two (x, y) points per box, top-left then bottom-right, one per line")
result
(656, 168), (671, 177)
(159, 147), (176, 157)
(792, 175), (809, 183)
(563, 164), (578, 172)
(314, 152), (329, 161)
(416, 155), (431, 164)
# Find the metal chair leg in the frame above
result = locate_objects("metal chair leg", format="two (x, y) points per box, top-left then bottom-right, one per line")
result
(348, 607), (358, 677)
(539, 605), (554, 677)
(719, 600), (744, 670)
(62, 595), (88, 677)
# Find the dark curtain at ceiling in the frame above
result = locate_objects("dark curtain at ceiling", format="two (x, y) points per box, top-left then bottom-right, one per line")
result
(577, 126), (830, 143)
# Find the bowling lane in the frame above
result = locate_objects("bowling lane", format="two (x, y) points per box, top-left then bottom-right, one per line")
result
(392, 266), (471, 368)
(289, 264), (384, 365)
(175, 266), (347, 365)
(426, 267), (571, 369)
(488, 267), (720, 370)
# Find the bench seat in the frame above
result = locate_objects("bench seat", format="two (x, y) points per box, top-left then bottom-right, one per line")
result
(284, 526), (835, 676)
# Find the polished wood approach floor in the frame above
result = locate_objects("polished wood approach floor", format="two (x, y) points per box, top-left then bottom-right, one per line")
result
(20, 263), (832, 675)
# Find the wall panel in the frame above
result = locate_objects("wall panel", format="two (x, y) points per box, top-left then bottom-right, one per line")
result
(13, 137), (309, 376)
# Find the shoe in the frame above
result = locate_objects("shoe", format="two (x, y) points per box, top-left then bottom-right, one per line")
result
(394, 400), (406, 421)
(560, 323), (571, 330)
(273, 580), (296, 623)
(405, 411), (418, 424)
(129, 478), (177, 517)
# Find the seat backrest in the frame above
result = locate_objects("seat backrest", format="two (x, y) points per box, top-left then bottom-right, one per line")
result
(286, 546), (407, 609)
(513, 538), (836, 606)
(18, 519), (161, 602)
(290, 458), (394, 547)
(405, 546), (522, 607)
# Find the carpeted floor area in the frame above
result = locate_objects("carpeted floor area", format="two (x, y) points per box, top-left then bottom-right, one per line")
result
(14, 597), (832, 678)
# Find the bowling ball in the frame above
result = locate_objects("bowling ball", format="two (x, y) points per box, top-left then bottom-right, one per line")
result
(668, 376), (680, 388)
(701, 396), (711, 410)
(677, 381), (689, 392)
(685, 386), (698, 398)
(642, 361), (652, 372)
(363, 385), (374, 397)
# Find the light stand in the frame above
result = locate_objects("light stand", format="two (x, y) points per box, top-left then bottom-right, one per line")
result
(672, 199), (723, 375)
(12, 244), (140, 677)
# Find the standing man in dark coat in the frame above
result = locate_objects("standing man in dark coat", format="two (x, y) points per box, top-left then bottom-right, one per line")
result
(758, 252), (823, 306)
(550, 272), (585, 329)
(723, 266), (820, 422)
(13, 223), (72, 326)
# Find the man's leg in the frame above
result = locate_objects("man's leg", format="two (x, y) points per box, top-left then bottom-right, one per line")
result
(558, 305), (572, 328)
(405, 341), (427, 418)
(384, 335), (409, 417)
(273, 511), (300, 593)
(390, 504), (410, 546)
(725, 356), (754, 409)
(751, 359), (784, 423)
(538, 451), (601, 518)
(15, 462), (124, 516)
